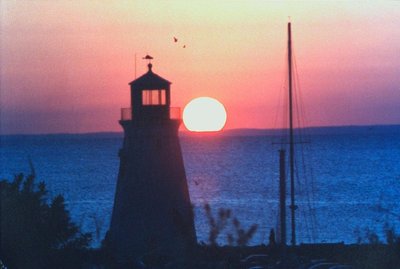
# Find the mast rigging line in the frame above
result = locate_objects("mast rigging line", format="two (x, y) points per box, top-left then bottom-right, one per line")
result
(292, 48), (319, 241)
(270, 22), (319, 245)
(284, 22), (319, 245)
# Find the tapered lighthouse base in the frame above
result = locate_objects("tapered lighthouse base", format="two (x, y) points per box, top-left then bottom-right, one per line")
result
(108, 119), (196, 264)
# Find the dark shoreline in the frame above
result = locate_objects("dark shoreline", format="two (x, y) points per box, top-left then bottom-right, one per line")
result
(84, 243), (400, 269)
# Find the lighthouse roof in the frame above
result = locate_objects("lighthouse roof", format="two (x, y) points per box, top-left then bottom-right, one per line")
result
(129, 63), (171, 89)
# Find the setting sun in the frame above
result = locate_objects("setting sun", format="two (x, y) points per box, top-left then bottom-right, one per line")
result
(183, 97), (227, 132)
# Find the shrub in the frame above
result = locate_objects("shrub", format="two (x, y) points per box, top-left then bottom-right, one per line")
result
(0, 173), (91, 269)
(204, 203), (258, 247)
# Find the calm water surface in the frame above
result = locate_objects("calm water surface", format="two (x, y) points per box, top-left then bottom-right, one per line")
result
(1, 126), (400, 246)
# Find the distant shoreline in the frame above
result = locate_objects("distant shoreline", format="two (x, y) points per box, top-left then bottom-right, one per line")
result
(1, 124), (400, 137)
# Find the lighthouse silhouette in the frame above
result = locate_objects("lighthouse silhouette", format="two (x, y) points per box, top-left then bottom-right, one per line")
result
(108, 58), (196, 264)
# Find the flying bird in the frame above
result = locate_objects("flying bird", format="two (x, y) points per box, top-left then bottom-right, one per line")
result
(173, 36), (187, 48)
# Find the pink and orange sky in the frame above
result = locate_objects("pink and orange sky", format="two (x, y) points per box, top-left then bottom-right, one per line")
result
(1, 1), (399, 134)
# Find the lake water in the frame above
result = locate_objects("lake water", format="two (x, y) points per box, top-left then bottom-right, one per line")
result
(1, 125), (400, 246)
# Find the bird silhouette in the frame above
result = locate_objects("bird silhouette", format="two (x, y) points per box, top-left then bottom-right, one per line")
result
(174, 37), (178, 42)
(183, 45), (186, 48)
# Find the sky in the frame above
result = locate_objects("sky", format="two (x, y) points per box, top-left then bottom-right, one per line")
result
(1, 1), (399, 134)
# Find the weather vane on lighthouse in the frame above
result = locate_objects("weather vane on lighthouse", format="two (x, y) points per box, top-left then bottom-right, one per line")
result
(142, 54), (153, 63)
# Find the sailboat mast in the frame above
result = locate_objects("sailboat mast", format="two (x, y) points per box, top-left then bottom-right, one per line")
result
(288, 22), (296, 246)
(279, 149), (287, 245)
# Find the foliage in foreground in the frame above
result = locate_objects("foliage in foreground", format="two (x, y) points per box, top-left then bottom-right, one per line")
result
(204, 203), (258, 247)
(0, 173), (91, 269)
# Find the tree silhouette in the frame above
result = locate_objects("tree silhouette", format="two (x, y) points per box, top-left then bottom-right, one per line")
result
(227, 218), (258, 247)
(204, 203), (258, 247)
(0, 173), (91, 269)
(204, 203), (231, 246)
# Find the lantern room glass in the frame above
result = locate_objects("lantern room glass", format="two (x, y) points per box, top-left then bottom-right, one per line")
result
(142, 89), (166, 106)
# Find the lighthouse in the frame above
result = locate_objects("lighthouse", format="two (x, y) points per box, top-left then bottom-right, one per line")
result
(108, 58), (196, 264)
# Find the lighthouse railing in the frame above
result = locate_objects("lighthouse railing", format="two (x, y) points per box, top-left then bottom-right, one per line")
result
(120, 107), (181, 121)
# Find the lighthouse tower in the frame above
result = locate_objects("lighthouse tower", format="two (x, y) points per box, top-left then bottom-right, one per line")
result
(108, 59), (196, 264)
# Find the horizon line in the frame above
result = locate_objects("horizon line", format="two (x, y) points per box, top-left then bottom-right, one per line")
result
(1, 123), (399, 137)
